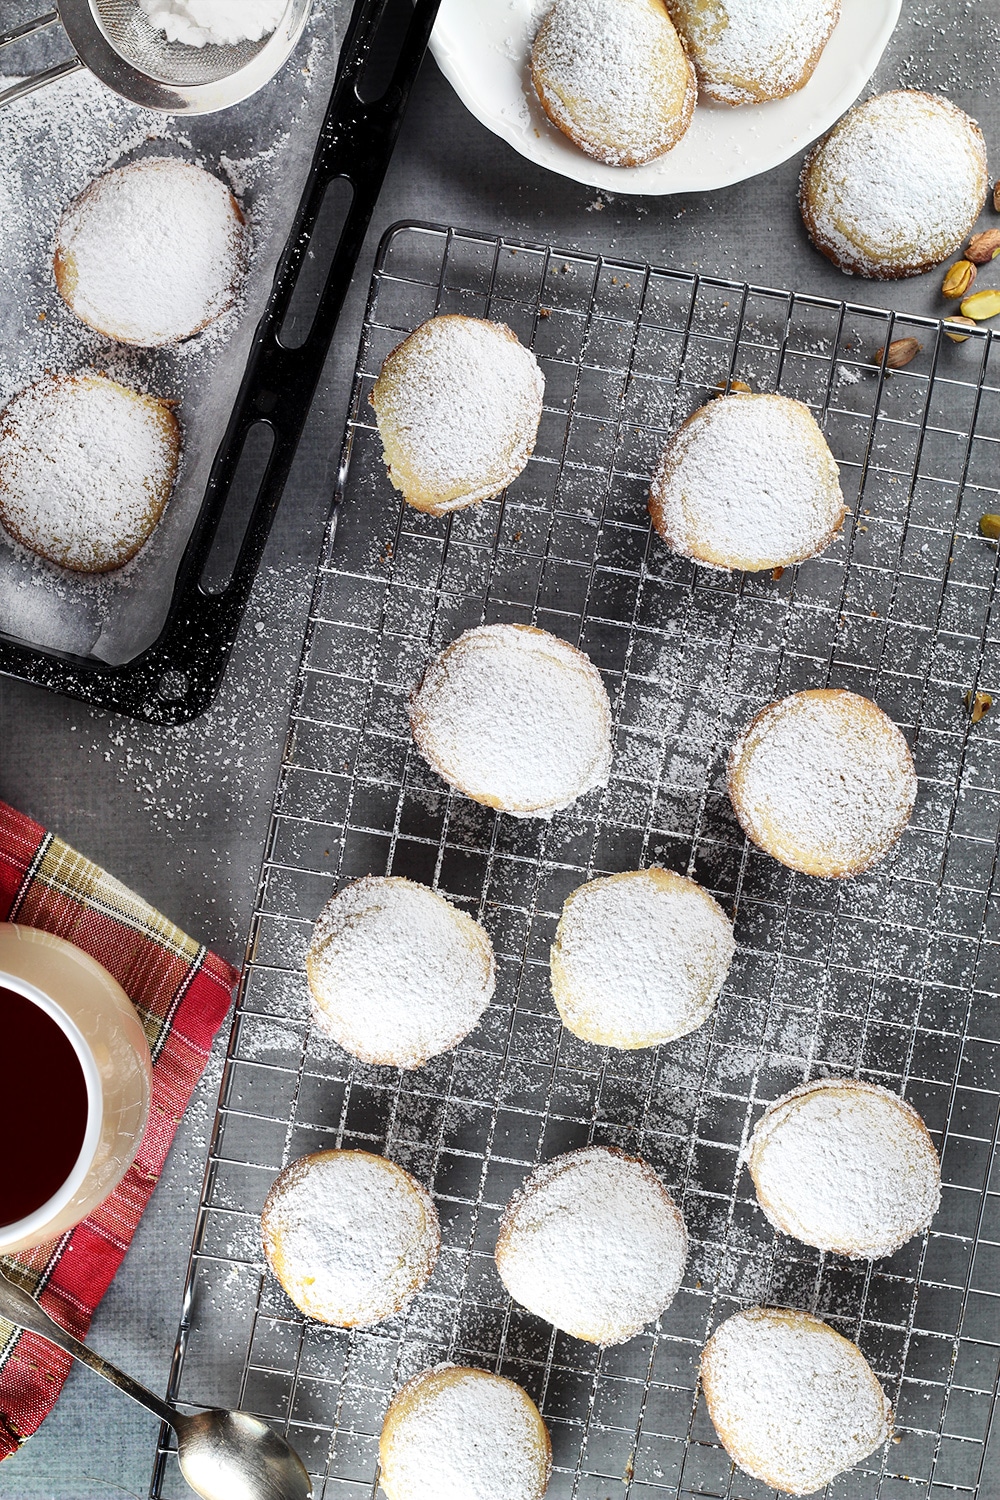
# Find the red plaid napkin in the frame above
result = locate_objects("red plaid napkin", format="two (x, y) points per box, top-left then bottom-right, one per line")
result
(0, 799), (238, 1459)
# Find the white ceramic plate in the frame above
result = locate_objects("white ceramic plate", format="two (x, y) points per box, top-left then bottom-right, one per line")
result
(429, 0), (902, 195)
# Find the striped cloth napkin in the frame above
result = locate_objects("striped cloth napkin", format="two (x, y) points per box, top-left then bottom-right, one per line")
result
(0, 799), (238, 1458)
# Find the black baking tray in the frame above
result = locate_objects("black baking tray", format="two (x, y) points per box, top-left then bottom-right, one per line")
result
(0, 0), (440, 725)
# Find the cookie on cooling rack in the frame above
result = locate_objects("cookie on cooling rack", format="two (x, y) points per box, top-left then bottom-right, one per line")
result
(379, 1366), (552, 1500)
(648, 392), (845, 572)
(727, 688), (917, 878)
(370, 315), (544, 515)
(0, 371), (180, 573)
(800, 91), (988, 279)
(666, 0), (840, 105)
(550, 867), (735, 1049)
(54, 157), (247, 348)
(530, 0), (696, 167)
(700, 1307), (893, 1494)
(306, 876), (495, 1069)
(261, 1150), (440, 1326)
(409, 623), (613, 819)
(747, 1078), (941, 1258)
(495, 1145), (687, 1345)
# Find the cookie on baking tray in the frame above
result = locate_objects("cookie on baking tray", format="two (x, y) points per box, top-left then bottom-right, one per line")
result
(0, 371), (180, 573)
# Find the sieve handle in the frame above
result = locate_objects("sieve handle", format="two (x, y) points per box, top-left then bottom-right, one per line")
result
(0, 11), (84, 110)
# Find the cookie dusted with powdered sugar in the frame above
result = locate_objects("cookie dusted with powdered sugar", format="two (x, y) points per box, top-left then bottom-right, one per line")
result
(370, 315), (544, 515)
(306, 876), (495, 1069)
(379, 1366), (551, 1500)
(54, 158), (247, 347)
(495, 1146), (687, 1345)
(700, 1307), (893, 1494)
(550, 868), (735, 1049)
(410, 624), (613, 819)
(727, 689), (916, 878)
(0, 372), (179, 573)
(261, 1150), (439, 1326)
(800, 91), (988, 279)
(667, 0), (840, 105)
(531, 0), (696, 167)
(747, 1079), (941, 1258)
(649, 393), (845, 573)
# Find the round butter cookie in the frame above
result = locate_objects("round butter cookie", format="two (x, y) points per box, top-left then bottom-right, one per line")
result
(261, 1150), (439, 1327)
(747, 1078), (941, 1258)
(531, 0), (696, 167)
(306, 876), (495, 1069)
(54, 157), (247, 347)
(0, 372), (179, 573)
(727, 689), (916, 878)
(550, 867), (735, 1049)
(649, 393), (845, 572)
(370, 316), (544, 515)
(379, 1365), (552, 1500)
(410, 624), (613, 819)
(800, 91), (988, 279)
(700, 1307), (892, 1495)
(495, 1146), (687, 1345)
(667, 0), (840, 106)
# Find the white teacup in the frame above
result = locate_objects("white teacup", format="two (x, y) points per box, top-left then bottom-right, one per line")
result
(0, 924), (152, 1254)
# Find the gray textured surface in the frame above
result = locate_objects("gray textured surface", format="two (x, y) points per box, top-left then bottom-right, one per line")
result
(0, 2), (998, 1494)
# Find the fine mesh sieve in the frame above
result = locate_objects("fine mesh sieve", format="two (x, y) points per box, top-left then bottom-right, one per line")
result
(0, 0), (314, 113)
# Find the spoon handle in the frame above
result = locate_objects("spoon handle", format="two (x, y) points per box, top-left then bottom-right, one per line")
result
(0, 1267), (176, 1427)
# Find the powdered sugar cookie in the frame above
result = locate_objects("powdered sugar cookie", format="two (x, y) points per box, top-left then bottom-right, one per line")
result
(550, 868), (734, 1049)
(531, 0), (696, 167)
(649, 393), (845, 572)
(261, 1150), (440, 1326)
(54, 157), (247, 347)
(410, 624), (613, 819)
(370, 316), (544, 515)
(700, 1307), (892, 1494)
(667, 0), (840, 106)
(727, 689), (916, 878)
(747, 1079), (941, 1258)
(800, 91), (988, 280)
(306, 876), (495, 1069)
(379, 1366), (551, 1500)
(495, 1146), (687, 1345)
(0, 372), (179, 573)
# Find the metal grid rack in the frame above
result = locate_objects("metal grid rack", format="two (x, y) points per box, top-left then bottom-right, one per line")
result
(152, 222), (1000, 1500)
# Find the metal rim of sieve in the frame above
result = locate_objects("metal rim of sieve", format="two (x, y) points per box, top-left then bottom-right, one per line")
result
(57, 0), (314, 113)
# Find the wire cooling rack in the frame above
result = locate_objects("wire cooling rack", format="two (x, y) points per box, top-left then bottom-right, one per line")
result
(151, 223), (1000, 1500)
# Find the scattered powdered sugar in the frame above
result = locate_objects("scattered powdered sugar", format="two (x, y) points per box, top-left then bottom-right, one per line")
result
(306, 875), (495, 1069)
(531, 0), (696, 167)
(410, 624), (613, 819)
(139, 0), (285, 47)
(728, 689), (917, 878)
(649, 393), (845, 572)
(551, 868), (735, 1048)
(261, 1150), (439, 1326)
(667, 0), (839, 105)
(800, 90), (988, 278)
(700, 1307), (892, 1494)
(381, 1366), (550, 1500)
(0, 372), (179, 572)
(371, 316), (544, 513)
(495, 1146), (687, 1345)
(55, 157), (247, 348)
(747, 1079), (942, 1258)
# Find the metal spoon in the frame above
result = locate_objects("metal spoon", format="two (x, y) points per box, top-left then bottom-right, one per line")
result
(0, 1266), (312, 1500)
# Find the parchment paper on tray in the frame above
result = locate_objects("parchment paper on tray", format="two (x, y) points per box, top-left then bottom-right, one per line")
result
(0, 0), (343, 666)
